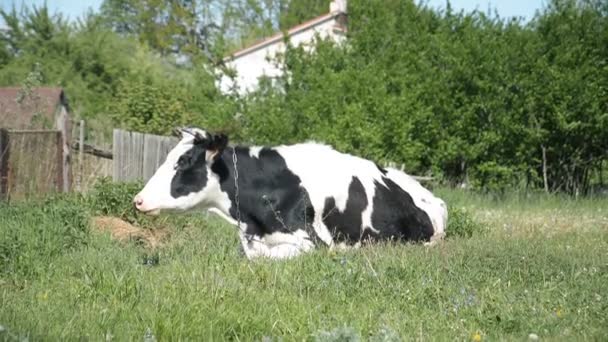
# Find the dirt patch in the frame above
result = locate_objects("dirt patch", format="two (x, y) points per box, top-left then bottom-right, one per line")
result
(91, 216), (169, 249)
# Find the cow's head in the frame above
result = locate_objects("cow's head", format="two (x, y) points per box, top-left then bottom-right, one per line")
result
(133, 127), (228, 215)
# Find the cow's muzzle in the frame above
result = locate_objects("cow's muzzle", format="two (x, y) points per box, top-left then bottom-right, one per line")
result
(133, 195), (160, 216)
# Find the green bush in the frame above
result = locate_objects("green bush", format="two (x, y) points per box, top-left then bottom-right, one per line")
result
(0, 195), (90, 279)
(241, 0), (608, 195)
(3, 0), (606, 195)
(470, 162), (517, 194)
(87, 177), (202, 230)
(109, 77), (192, 136)
(446, 206), (484, 239)
(87, 177), (143, 224)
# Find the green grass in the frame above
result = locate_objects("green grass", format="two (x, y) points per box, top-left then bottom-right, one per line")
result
(1, 189), (607, 341)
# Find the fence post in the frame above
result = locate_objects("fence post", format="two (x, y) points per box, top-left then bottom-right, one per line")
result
(56, 131), (64, 192)
(0, 129), (10, 200)
(78, 120), (85, 191)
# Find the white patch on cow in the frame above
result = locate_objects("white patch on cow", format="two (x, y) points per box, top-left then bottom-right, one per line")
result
(207, 207), (241, 227)
(311, 215), (334, 246)
(358, 176), (381, 235)
(240, 230), (313, 259)
(384, 168), (447, 240)
(249, 146), (263, 158)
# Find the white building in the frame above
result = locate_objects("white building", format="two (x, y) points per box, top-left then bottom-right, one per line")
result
(220, 0), (347, 94)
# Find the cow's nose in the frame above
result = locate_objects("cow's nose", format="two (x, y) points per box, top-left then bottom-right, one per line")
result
(133, 195), (144, 209)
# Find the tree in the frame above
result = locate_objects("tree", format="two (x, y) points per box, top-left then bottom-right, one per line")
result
(241, 0), (608, 194)
(100, 0), (225, 62)
(279, 0), (329, 30)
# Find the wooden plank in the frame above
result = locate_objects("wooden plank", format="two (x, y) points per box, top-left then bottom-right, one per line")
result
(143, 134), (158, 181)
(120, 131), (133, 181)
(78, 120), (84, 191)
(0, 129), (9, 200)
(2, 129), (58, 134)
(155, 136), (164, 172)
(2, 130), (61, 199)
(56, 131), (63, 191)
(123, 130), (132, 181)
(70, 142), (113, 159)
(111, 129), (179, 182)
(141, 133), (149, 180)
(122, 129), (130, 181)
(112, 129), (121, 181)
(132, 131), (145, 180)
(122, 130), (129, 181)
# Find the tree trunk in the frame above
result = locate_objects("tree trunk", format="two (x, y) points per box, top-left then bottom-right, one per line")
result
(541, 145), (549, 193)
(600, 161), (604, 187)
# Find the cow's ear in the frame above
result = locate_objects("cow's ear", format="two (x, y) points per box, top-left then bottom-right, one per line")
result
(206, 133), (228, 162)
(172, 127), (182, 138)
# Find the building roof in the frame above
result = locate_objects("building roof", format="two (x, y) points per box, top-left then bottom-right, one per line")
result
(0, 87), (69, 129)
(225, 10), (347, 61)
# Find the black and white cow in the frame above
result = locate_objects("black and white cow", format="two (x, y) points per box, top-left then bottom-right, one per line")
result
(134, 127), (447, 259)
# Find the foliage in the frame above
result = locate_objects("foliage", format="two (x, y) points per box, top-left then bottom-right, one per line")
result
(446, 206), (484, 238)
(240, 0), (608, 194)
(87, 177), (144, 223)
(109, 77), (191, 135)
(86, 177), (203, 231)
(99, 0), (226, 61)
(0, 7), (136, 118)
(1, 0), (607, 194)
(278, 0), (330, 30)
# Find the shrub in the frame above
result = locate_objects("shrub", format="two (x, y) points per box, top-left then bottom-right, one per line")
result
(446, 206), (484, 238)
(87, 177), (202, 230)
(87, 177), (144, 224)
(470, 162), (517, 195)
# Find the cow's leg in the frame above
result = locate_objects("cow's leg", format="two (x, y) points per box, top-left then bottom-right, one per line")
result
(311, 214), (334, 247)
(424, 232), (445, 247)
(239, 231), (313, 260)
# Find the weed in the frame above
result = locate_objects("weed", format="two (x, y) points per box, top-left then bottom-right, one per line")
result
(446, 206), (485, 238)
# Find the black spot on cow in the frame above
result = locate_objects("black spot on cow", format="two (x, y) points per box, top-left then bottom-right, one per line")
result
(214, 147), (317, 240)
(170, 144), (208, 198)
(371, 177), (434, 241)
(170, 132), (229, 198)
(322, 176), (372, 243)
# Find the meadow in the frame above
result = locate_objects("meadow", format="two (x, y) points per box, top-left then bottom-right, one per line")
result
(1, 184), (607, 341)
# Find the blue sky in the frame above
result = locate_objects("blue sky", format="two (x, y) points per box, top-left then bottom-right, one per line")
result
(1, 0), (546, 25)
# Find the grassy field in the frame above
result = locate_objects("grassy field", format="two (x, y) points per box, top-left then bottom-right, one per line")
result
(1, 187), (607, 341)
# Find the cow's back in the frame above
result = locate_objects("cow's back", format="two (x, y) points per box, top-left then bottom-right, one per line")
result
(273, 143), (446, 244)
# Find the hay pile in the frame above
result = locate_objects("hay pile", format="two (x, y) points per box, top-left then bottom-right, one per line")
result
(91, 216), (169, 249)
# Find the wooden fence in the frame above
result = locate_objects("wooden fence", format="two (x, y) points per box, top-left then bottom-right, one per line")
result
(70, 120), (113, 192)
(0, 129), (65, 200)
(113, 129), (178, 182)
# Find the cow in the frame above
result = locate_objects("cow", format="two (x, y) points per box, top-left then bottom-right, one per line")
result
(134, 127), (447, 259)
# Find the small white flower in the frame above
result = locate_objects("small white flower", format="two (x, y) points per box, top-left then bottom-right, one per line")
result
(528, 333), (539, 340)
